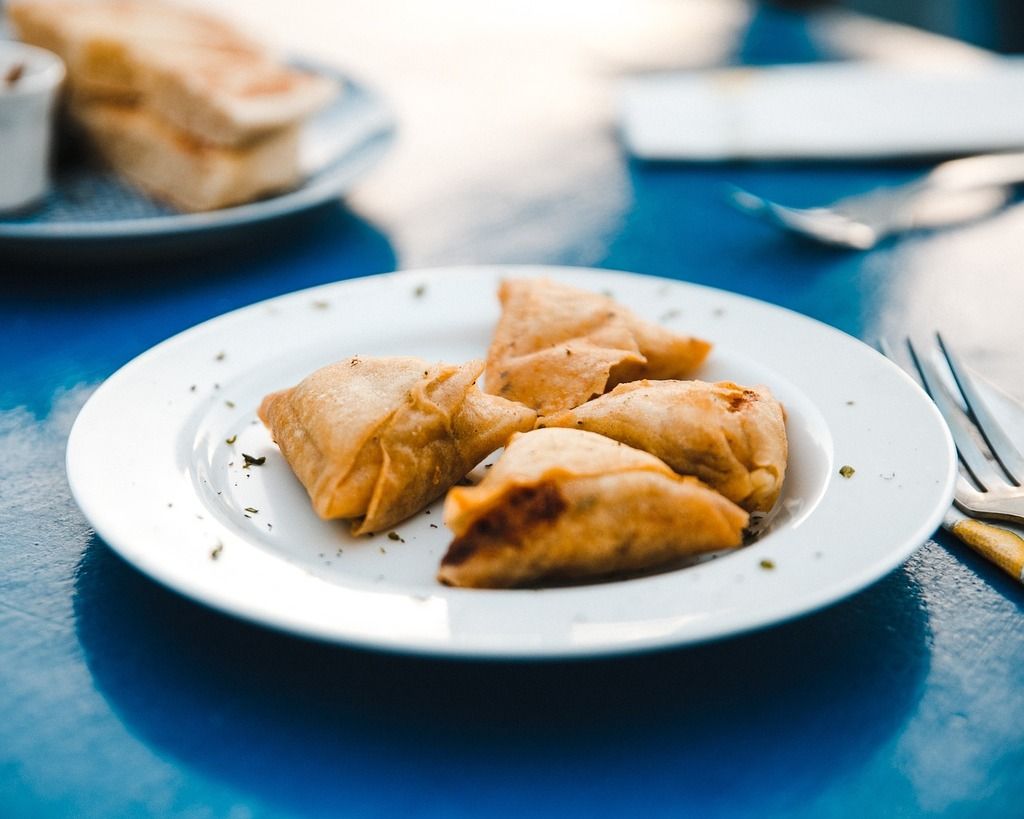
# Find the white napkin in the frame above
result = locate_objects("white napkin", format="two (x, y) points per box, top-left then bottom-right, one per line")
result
(620, 59), (1024, 161)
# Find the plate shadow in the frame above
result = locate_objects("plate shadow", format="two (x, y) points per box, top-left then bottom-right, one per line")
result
(74, 536), (932, 816)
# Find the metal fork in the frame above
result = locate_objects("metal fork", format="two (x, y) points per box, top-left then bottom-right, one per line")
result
(880, 335), (1024, 582)
(730, 151), (1024, 250)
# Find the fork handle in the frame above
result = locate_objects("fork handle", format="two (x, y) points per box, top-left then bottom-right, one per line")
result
(947, 518), (1024, 583)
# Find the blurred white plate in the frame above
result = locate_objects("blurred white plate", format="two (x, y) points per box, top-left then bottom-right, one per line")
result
(66, 266), (956, 658)
(0, 63), (393, 242)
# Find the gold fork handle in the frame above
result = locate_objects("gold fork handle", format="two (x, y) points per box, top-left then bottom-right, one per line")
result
(948, 518), (1024, 583)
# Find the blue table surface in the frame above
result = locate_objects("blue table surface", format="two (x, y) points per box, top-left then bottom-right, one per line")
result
(3, 5), (1023, 817)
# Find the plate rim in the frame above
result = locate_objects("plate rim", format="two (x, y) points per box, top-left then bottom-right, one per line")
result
(66, 265), (957, 659)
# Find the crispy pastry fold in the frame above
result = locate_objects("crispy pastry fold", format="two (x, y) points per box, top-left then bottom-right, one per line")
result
(439, 428), (748, 588)
(259, 356), (536, 535)
(540, 380), (787, 513)
(484, 278), (711, 414)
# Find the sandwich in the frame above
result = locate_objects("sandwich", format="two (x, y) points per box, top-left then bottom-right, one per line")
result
(70, 99), (302, 212)
(8, 0), (338, 210)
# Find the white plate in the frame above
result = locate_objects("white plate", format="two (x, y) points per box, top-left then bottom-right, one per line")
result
(66, 266), (956, 659)
(0, 65), (393, 243)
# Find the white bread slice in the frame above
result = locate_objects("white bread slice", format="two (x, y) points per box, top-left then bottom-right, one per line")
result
(139, 44), (338, 147)
(8, 0), (256, 100)
(8, 0), (337, 145)
(72, 99), (301, 212)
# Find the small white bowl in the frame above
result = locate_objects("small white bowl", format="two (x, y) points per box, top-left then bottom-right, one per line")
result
(0, 41), (65, 213)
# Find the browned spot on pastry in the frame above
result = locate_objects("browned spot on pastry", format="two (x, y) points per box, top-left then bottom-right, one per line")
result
(442, 483), (566, 566)
(726, 389), (759, 412)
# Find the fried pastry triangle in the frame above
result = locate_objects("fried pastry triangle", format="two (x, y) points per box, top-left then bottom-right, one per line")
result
(483, 278), (711, 414)
(259, 356), (536, 535)
(439, 428), (748, 588)
(541, 380), (787, 513)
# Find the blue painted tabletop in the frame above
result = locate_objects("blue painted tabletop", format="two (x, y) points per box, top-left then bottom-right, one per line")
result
(2, 3), (1023, 817)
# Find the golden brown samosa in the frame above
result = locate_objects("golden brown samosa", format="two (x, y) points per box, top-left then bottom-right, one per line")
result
(483, 278), (711, 414)
(439, 428), (748, 588)
(259, 356), (536, 535)
(540, 380), (787, 513)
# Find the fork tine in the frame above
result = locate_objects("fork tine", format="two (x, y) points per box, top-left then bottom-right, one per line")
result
(937, 333), (1024, 485)
(957, 474), (985, 504)
(907, 338), (1008, 492)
